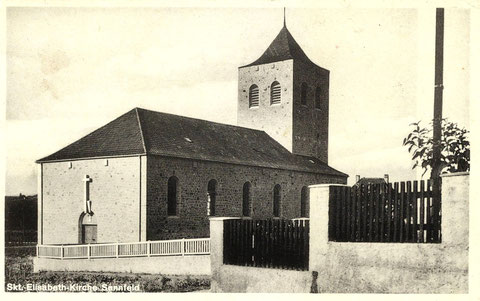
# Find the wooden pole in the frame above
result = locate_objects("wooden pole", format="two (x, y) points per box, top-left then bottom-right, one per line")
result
(431, 8), (444, 179)
(431, 8), (444, 242)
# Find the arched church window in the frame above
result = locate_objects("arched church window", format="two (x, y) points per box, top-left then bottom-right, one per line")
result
(167, 176), (178, 216)
(301, 83), (308, 106)
(242, 182), (251, 217)
(270, 81), (281, 105)
(249, 85), (259, 108)
(300, 186), (308, 218)
(207, 179), (217, 216)
(315, 87), (322, 109)
(273, 184), (281, 217)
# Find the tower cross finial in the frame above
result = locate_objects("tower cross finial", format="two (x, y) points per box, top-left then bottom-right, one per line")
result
(283, 7), (286, 27)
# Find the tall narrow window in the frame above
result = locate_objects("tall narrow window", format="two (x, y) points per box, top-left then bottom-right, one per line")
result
(249, 84), (259, 108)
(207, 179), (217, 216)
(301, 83), (308, 106)
(315, 87), (322, 109)
(242, 182), (251, 217)
(300, 186), (308, 218)
(273, 184), (281, 217)
(270, 81), (281, 105)
(167, 176), (178, 216)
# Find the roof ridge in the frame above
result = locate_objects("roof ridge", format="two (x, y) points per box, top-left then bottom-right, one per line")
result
(134, 108), (148, 154)
(36, 108), (146, 162)
(283, 27), (318, 67)
(135, 107), (270, 134)
(283, 26), (295, 55)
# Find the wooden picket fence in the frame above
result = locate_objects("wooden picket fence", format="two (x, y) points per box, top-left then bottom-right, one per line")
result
(328, 179), (441, 243)
(37, 237), (210, 259)
(223, 219), (309, 271)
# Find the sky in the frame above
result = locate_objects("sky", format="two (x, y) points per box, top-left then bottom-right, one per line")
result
(4, 6), (471, 195)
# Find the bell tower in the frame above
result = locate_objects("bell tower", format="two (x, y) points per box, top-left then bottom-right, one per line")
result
(237, 21), (330, 163)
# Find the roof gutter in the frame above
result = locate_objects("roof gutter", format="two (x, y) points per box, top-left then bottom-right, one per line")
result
(35, 153), (147, 164)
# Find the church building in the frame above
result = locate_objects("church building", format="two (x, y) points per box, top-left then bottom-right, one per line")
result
(36, 22), (348, 245)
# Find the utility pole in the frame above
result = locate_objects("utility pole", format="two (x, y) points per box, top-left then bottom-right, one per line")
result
(431, 8), (444, 179)
(431, 7), (444, 242)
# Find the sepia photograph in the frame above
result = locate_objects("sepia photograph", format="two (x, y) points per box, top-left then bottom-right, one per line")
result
(2, 0), (476, 295)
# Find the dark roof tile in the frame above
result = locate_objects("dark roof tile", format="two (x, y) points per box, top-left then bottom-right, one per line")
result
(37, 108), (346, 177)
(37, 109), (146, 161)
(240, 25), (327, 71)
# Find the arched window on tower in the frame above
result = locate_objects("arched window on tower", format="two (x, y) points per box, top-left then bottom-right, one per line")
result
(301, 83), (308, 106)
(249, 84), (259, 108)
(167, 176), (178, 216)
(273, 184), (281, 217)
(207, 179), (217, 216)
(315, 87), (322, 109)
(242, 182), (251, 217)
(300, 186), (308, 218)
(270, 81), (281, 105)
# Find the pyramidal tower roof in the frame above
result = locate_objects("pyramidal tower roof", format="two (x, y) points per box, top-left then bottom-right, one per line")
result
(240, 23), (324, 70)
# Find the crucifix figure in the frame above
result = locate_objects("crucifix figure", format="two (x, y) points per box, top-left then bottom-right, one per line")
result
(82, 175), (93, 214)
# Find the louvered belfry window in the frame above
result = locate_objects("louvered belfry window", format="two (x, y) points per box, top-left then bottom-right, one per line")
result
(270, 81), (281, 105)
(249, 84), (259, 107)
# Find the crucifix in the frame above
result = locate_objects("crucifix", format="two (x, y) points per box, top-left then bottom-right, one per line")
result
(82, 175), (93, 214)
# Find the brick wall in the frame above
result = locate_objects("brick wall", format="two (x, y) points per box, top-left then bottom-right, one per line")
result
(40, 155), (345, 244)
(146, 155), (346, 240)
(292, 60), (329, 163)
(40, 156), (145, 244)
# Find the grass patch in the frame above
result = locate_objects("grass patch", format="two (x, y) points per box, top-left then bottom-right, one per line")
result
(5, 246), (210, 292)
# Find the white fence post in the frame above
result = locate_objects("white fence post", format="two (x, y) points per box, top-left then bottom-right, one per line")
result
(61, 245), (64, 260)
(308, 184), (334, 273)
(210, 217), (241, 292)
(87, 244), (91, 259)
(182, 238), (185, 256)
(36, 244), (39, 257)
(147, 241), (151, 257)
(116, 242), (119, 258)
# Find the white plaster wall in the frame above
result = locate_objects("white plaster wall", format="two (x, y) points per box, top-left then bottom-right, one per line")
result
(33, 255), (210, 276)
(237, 60), (294, 151)
(212, 264), (311, 293)
(41, 156), (147, 244)
(321, 242), (467, 293)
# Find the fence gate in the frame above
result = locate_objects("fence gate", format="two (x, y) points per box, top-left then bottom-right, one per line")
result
(223, 219), (309, 271)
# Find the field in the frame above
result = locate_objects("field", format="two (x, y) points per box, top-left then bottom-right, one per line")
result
(5, 246), (210, 293)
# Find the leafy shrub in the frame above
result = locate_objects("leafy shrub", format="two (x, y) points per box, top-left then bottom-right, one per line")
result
(403, 119), (469, 176)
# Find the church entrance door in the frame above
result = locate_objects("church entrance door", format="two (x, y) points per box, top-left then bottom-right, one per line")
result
(82, 225), (97, 244)
(80, 212), (97, 244)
